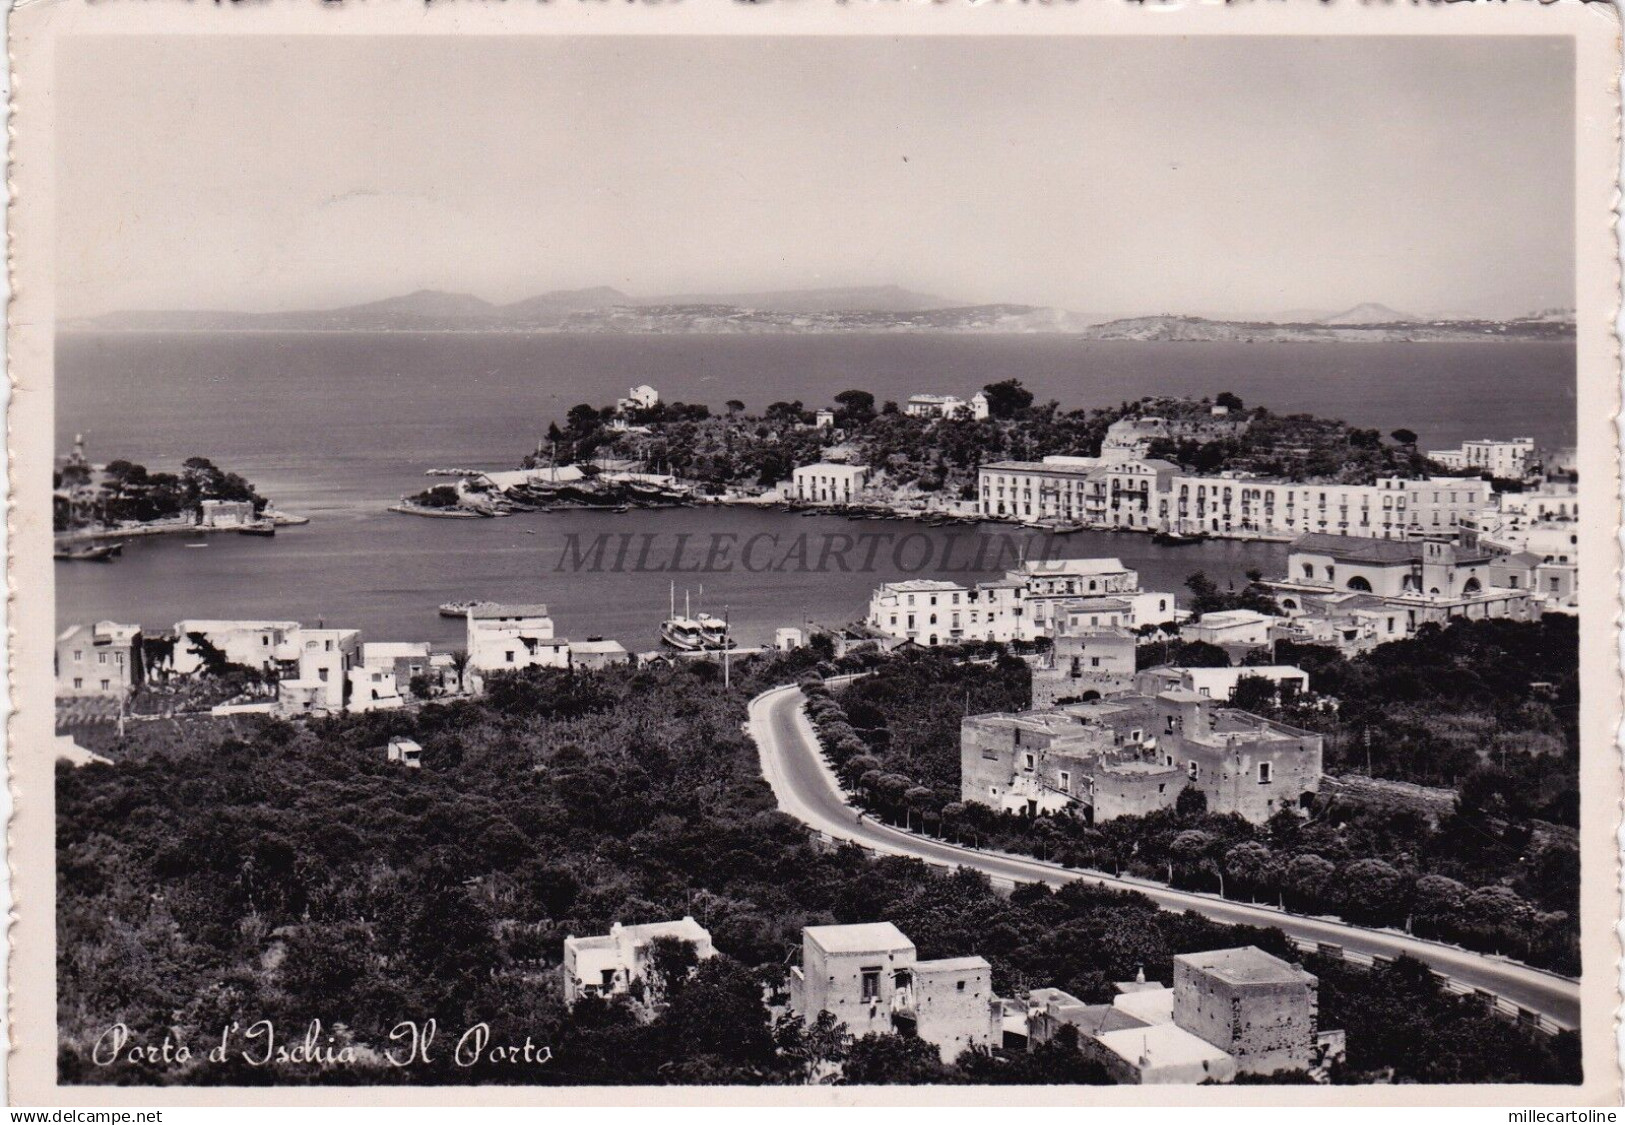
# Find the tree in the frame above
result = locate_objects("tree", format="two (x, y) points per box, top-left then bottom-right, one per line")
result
(1390, 428), (1418, 447)
(725, 400), (745, 416)
(1337, 858), (1412, 926)
(1282, 852), (1336, 910)
(448, 648), (471, 694)
(833, 389), (876, 422)
(844, 1032), (953, 1085)
(773, 1010), (851, 1083)
(980, 379), (1034, 420)
(643, 935), (701, 1009)
(1215, 392), (1245, 411)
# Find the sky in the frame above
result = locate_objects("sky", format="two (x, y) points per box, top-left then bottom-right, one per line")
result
(57, 35), (1575, 321)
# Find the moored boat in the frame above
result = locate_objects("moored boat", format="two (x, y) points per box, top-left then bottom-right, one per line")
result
(54, 542), (122, 562)
(439, 599), (497, 618)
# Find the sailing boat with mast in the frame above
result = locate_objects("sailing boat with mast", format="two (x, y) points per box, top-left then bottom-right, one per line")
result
(660, 582), (707, 651)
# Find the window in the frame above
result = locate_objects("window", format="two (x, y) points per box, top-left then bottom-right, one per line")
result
(1058, 771), (1071, 792)
(72, 677), (82, 689)
(1258, 762), (1273, 784)
(860, 967), (882, 1001)
(72, 650), (82, 663)
(505, 650), (515, 663)
(1188, 761), (1199, 780)
(957, 980), (967, 992)
(1022, 752), (1036, 771)
(100, 680), (111, 690)
(97, 653), (108, 665)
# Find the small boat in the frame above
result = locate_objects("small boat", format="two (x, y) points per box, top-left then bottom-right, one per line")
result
(697, 613), (736, 651)
(238, 522), (276, 537)
(439, 599), (497, 618)
(1153, 530), (1208, 546)
(54, 542), (121, 562)
(184, 542), (210, 549)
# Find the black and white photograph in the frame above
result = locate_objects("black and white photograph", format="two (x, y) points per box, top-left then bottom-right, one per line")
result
(10, 4), (1621, 1107)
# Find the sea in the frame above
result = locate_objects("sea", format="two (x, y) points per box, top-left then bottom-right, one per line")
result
(54, 331), (1577, 651)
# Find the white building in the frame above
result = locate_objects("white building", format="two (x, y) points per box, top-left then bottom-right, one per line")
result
(562, 917), (716, 1005)
(969, 391), (991, 421)
(814, 408), (836, 429)
(787, 922), (1001, 1064)
(904, 393), (967, 419)
(616, 384), (660, 413)
(774, 627), (805, 651)
(1136, 665), (1309, 702)
(1181, 610), (1276, 648)
(276, 628), (363, 714)
(1428, 437), (1535, 479)
(792, 462), (870, 505)
(386, 737), (423, 768)
(199, 498), (256, 528)
(980, 455), (1497, 542)
(171, 619), (302, 677)
(467, 604), (569, 684)
(866, 578), (1030, 646)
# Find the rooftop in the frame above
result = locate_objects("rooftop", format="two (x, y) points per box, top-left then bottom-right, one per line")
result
(1290, 533), (1425, 564)
(877, 579), (965, 594)
(804, 922), (913, 955)
(469, 603), (552, 620)
(1174, 945), (1313, 987)
(916, 955), (990, 974)
(1015, 558), (1129, 578)
(1190, 609), (1274, 627)
(1097, 1023), (1234, 1072)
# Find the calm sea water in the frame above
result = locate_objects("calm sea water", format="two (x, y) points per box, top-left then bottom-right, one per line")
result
(54, 331), (1575, 649)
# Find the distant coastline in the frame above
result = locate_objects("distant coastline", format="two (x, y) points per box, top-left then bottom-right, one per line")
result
(62, 287), (1575, 342)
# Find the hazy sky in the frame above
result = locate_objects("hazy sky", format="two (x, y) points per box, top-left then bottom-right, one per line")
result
(58, 35), (1574, 320)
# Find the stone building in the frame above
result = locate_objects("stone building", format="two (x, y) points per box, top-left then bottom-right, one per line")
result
(786, 922), (1000, 1064)
(961, 692), (1322, 824)
(1172, 947), (1318, 1076)
(1031, 628), (1138, 707)
(56, 621), (142, 697)
(1028, 946), (1323, 1084)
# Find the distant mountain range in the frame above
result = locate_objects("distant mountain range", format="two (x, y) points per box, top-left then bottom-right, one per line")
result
(71, 287), (1574, 340)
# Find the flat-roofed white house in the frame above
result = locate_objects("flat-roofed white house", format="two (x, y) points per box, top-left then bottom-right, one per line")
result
(467, 603), (570, 687)
(562, 917), (716, 1006)
(786, 922), (1001, 1063)
(904, 393), (967, 419)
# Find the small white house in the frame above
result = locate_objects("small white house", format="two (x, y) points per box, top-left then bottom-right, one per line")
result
(775, 627), (805, 651)
(387, 737), (423, 768)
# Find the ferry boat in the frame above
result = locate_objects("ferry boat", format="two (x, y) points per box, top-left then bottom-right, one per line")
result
(238, 522), (277, 537)
(697, 613), (735, 651)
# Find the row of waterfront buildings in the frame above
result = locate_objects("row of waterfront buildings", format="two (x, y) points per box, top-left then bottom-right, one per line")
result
(562, 915), (1337, 1084)
(862, 522), (1571, 658)
(55, 602), (642, 712)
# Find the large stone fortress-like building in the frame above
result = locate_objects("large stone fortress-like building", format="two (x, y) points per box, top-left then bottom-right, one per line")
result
(1171, 948), (1319, 1076)
(961, 691), (1322, 824)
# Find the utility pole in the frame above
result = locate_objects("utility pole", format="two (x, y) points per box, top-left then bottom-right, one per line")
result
(723, 605), (731, 690)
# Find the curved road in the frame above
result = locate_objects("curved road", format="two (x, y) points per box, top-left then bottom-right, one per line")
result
(749, 682), (1581, 1031)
